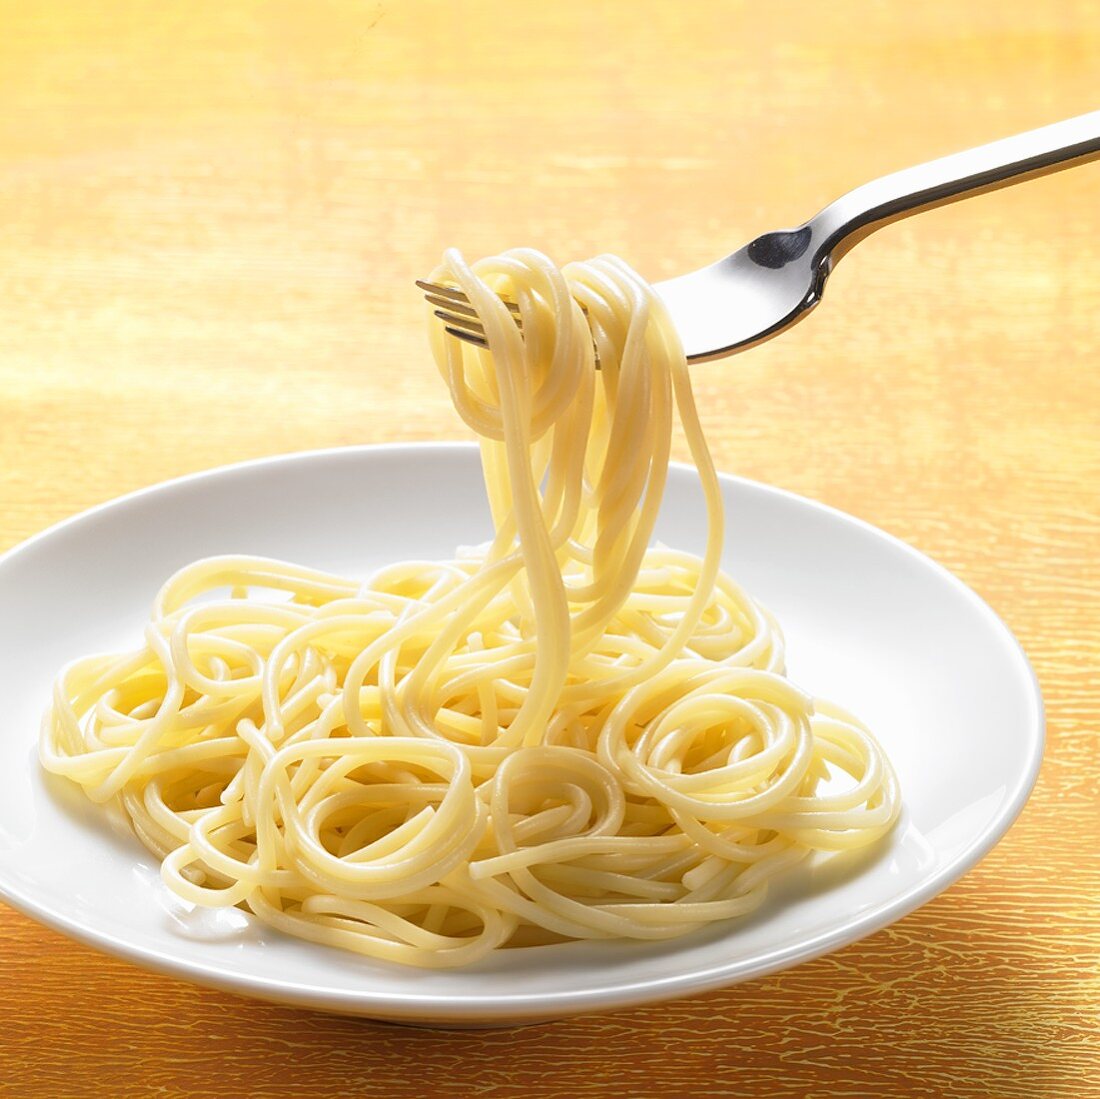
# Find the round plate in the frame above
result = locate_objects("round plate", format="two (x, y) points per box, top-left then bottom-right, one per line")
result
(0, 444), (1043, 1025)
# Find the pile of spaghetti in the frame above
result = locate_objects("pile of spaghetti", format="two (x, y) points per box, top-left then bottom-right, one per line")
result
(40, 249), (899, 967)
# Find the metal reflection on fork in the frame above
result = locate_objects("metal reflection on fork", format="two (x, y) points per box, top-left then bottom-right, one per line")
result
(419, 110), (1100, 364)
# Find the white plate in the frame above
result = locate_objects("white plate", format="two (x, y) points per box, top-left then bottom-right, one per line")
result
(0, 444), (1043, 1025)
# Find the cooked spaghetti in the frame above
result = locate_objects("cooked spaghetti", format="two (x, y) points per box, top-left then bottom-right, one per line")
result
(40, 249), (899, 967)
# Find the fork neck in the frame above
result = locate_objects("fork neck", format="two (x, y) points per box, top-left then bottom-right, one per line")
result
(806, 110), (1100, 274)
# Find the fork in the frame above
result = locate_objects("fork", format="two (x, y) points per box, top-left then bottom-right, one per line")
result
(419, 110), (1100, 364)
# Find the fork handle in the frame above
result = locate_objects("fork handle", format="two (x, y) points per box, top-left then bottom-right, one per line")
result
(811, 110), (1100, 267)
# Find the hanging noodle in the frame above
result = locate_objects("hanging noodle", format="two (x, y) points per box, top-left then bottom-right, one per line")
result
(40, 249), (899, 967)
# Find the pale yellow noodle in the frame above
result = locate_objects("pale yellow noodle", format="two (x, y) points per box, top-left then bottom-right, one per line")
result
(40, 248), (900, 967)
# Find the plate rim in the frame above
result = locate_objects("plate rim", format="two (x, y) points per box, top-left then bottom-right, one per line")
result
(0, 442), (1045, 1020)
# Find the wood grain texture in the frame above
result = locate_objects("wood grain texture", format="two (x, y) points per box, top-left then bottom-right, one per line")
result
(1, 1), (1098, 1096)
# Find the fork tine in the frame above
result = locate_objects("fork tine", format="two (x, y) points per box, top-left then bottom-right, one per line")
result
(415, 279), (462, 299)
(438, 312), (600, 367)
(432, 307), (524, 335)
(423, 293), (478, 316)
(433, 310), (488, 336)
(416, 279), (520, 314)
(424, 294), (514, 322)
(443, 326), (490, 350)
(418, 279), (584, 317)
(419, 279), (599, 367)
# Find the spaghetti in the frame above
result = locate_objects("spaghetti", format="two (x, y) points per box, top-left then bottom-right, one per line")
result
(40, 249), (899, 967)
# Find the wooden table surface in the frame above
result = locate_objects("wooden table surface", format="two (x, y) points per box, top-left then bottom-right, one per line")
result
(2, 3), (1098, 1096)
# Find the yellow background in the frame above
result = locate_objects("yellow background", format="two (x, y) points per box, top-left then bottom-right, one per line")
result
(2, 2), (1098, 1096)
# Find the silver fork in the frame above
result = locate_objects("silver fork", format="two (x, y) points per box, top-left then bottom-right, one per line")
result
(420, 110), (1100, 364)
